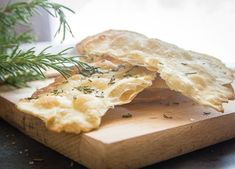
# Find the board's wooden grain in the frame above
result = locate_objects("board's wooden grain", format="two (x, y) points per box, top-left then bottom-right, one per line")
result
(0, 79), (235, 169)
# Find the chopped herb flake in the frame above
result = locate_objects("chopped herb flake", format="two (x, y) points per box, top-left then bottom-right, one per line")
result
(203, 112), (211, 115)
(122, 113), (132, 118)
(25, 96), (38, 100)
(185, 72), (197, 75)
(108, 76), (116, 85)
(95, 94), (104, 98)
(74, 86), (95, 94)
(163, 114), (173, 119)
(51, 89), (63, 95)
(95, 91), (104, 98)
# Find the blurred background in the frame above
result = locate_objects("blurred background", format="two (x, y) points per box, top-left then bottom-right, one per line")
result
(1, 0), (235, 66)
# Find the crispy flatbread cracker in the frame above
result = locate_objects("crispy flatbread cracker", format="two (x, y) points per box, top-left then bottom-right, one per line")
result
(17, 66), (155, 133)
(82, 55), (173, 103)
(77, 30), (234, 112)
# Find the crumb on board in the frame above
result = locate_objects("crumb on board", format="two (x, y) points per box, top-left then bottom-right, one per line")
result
(203, 112), (211, 115)
(122, 113), (132, 118)
(163, 114), (173, 119)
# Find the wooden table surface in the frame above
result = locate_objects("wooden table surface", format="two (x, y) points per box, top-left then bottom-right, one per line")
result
(2, 118), (235, 169)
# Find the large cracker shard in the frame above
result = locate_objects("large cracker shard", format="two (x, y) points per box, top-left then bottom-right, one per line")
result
(77, 30), (234, 112)
(17, 65), (155, 133)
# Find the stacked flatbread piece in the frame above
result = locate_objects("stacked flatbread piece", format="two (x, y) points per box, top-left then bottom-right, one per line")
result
(17, 30), (234, 133)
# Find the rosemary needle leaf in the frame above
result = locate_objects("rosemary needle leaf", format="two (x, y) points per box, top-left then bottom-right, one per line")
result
(0, 46), (100, 87)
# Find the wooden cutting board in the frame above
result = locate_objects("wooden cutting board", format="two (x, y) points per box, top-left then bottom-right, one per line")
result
(0, 79), (235, 169)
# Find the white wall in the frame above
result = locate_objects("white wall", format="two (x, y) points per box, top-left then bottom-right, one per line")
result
(0, 0), (51, 42)
(51, 0), (235, 67)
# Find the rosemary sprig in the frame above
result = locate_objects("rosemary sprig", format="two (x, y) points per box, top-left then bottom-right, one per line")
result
(0, 46), (100, 87)
(76, 60), (103, 77)
(0, 0), (81, 87)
